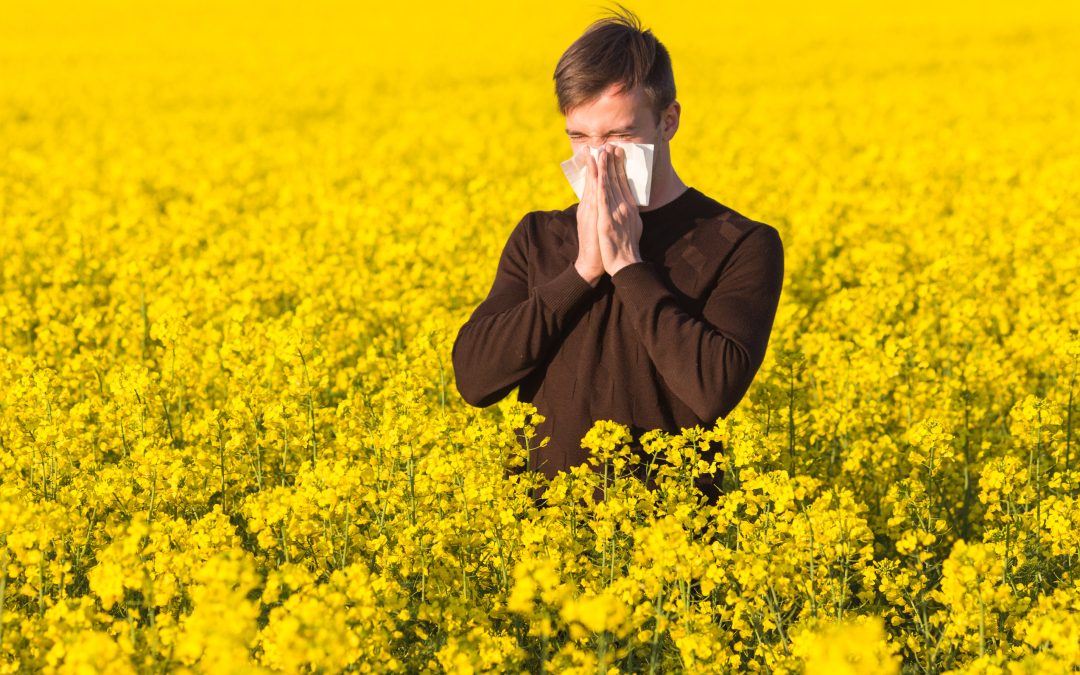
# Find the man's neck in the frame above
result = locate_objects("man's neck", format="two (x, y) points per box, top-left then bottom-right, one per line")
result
(640, 166), (689, 213)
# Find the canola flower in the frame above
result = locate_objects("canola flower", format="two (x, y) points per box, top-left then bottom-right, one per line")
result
(1, 0), (1079, 672)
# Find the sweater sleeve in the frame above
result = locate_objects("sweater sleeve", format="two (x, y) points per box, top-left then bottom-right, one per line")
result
(609, 223), (784, 421)
(452, 212), (597, 408)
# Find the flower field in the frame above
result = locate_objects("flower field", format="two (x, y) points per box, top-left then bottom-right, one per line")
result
(2, 0), (1079, 672)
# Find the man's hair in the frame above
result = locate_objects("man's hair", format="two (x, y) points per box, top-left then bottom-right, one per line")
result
(553, 4), (676, 126)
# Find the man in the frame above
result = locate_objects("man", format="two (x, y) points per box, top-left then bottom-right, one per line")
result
(451, 8), (784, 506)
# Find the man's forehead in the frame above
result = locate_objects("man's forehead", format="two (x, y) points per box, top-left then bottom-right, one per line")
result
(564, 108), (645, 133)
(564, 87), (652, 133)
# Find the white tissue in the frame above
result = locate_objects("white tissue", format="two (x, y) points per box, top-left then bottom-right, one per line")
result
(560, 142), (655, 207)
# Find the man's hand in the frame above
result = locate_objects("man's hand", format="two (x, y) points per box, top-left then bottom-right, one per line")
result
(596, 144), (644, 276)
(574, 149), (605, 287)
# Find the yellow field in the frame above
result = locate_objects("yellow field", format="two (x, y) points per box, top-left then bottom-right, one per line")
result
(2, 1), (1079, 672)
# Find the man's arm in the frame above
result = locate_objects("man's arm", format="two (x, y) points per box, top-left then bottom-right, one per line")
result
(609, 223), (785, 421)
(452, 212), (597, 408)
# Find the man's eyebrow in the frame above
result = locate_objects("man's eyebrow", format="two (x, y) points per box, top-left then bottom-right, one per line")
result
(565, 126), (636, 135)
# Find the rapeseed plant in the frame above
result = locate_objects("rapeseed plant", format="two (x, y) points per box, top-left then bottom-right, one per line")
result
(1, 0), (1078, 671)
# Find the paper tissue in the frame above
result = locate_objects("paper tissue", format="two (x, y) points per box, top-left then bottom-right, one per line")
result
(560, 142), (655, 207)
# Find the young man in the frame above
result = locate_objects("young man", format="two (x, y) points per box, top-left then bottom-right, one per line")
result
(451, 8), (784, 505)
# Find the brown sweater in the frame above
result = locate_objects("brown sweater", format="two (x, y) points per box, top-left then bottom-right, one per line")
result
(452, 186), (784, 502)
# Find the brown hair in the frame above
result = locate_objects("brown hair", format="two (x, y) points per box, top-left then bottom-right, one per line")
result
(553, 4), (676, 126)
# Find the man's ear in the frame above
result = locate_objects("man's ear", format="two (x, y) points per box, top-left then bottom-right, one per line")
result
(661, 101), (681, 142)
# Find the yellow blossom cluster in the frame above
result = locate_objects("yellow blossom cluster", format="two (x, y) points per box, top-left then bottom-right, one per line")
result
(1, 0), (1079, 672)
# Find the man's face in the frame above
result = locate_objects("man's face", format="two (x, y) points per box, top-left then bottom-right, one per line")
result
(564, 83), (665, 153)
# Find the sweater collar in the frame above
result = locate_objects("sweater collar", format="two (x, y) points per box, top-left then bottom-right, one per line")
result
(640, 186), (699, 224)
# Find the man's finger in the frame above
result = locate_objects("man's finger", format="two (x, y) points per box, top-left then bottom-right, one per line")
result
(596, 148), (608, 211)
(614, 146), (636, 206)
(607, 146), (622, 205)
(583, 154), (591, 200)
(604, 147), (622, 211)
(582, 153), (595, 205)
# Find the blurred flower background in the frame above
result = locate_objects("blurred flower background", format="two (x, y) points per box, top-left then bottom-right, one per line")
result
(1, 0), (1078, 672)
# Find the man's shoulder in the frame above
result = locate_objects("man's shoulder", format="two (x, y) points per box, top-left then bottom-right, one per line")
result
(527, 204), (579, 227)
(688, 190), (782, 252)
(513, 205), (578, 246)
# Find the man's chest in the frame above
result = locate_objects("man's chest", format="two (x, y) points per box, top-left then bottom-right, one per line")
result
(528, 219), (732, 313)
